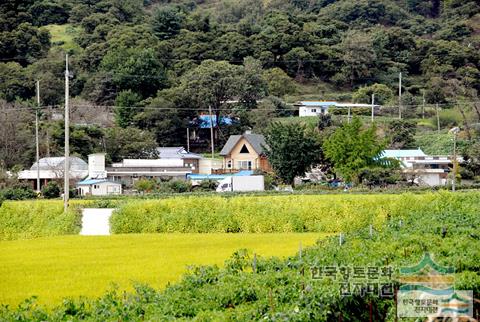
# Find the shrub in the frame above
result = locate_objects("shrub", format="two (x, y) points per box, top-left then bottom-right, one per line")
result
(41, 182), (61, 199)
(195, 180), (218, 191)
(0, 186), (36, 200)
(167, 180), (191, 193)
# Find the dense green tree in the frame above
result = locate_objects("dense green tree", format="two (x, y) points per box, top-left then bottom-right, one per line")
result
(238, 57), (267, 108)
(323, 118), (387, 182)
(388, 120), (417, 149)
(29, 1), (69, 26)
(0, 63), (32, 102)
(179, 60), (241, 127)
(114, 90), (142, 128)
(50, 123), (104, 160)
(152, 6), (184, 40)
(0, 23), (50, 64)
(262, 68), (296, 98)
(353, 83), (394, 105)
(104, 127), (158, 163)
(282, 47), (313, 79)
(264, 122), (321, 185)
(100, 47), (168, 98)
(335, 31), (377, 87)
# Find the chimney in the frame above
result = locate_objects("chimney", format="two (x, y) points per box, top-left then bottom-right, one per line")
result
(88, 153), (106, 179)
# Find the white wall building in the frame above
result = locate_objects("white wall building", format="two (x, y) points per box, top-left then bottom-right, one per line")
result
(296, 101), (379, 117)
(382, 149), (458, 187)
(77, 179), (122, 196)
(296, 101), (337, 117)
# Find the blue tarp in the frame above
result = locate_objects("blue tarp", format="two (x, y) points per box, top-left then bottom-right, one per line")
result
(196, 115), (233, 129)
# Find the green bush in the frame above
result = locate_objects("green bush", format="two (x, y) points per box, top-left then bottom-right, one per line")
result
(0, 186), (36, 200)
(167, 180), (191, 193)
(194, 179), (218, 191)
(0, 200), (82, 240)
(41, 182), (61, 199)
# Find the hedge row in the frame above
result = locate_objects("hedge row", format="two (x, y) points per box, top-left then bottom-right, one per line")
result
(0, 200), (82, 240)
(110, 191), (480, 234)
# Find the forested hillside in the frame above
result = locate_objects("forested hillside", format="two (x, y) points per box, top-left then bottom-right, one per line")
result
(1, 0), (480, 168)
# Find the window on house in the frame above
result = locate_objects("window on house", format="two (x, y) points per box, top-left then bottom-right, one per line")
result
(239, 144), (250, 154)
(311, 109), (317, 113)
(238, 161), (252, 170)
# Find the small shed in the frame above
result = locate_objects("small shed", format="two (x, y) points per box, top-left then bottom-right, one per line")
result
(77, 179), (122, 196)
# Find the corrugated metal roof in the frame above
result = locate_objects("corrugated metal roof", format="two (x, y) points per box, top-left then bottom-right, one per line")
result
(31, 156), (88, 171)
(77, 179), (121, 185)
(297, 101), (337, 107)
(382, 149), (426, 158)
(156, 147), (202, 159)
(219, 134), (268, 156)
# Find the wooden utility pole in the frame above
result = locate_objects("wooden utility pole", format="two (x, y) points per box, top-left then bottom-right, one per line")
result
(398, 72), (402, 119)
(347, 106), (351, 123)
(452, 131), (457, 192)
(35, 80), (41, 193)
(186, 127), (190, 152)
(208, 105), (214, 159)
(436, 103), (440, 134)
(422, 90), (426, 119)
(64, 54), (70, 212)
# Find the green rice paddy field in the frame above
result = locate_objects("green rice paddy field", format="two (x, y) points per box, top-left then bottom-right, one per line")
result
(0, 233), (325, 307)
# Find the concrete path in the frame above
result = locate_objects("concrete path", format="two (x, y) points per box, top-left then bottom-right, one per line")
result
(80, 208), (115, 236)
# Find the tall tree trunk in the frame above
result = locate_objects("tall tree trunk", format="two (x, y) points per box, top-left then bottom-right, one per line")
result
(458, 106), (472, 140)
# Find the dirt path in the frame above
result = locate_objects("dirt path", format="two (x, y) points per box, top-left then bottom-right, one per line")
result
(80, 208), (115, 236)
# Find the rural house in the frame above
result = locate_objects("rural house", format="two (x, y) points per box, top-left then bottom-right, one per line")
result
(219, 131), (270, 172)
(382, 149), (460, 186)
(76, 179), (122, 196)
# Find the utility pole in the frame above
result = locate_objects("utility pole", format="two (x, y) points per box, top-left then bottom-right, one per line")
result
(35, 80), (41, 193)
(371, 93), (375, 123)
(449, 127), (460, 192)
(422, 90), (426, 119)
(186, 127), (190, 152)
(398, 72), (402, 119)
(436, 103), (440, 134)
(453, 131), (457, 192)
(347, 106), (351, 124)
(64, 54), (70, 212)
(208, 105), (214, 159)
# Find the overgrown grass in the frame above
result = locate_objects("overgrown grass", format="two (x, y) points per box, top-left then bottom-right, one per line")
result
(110, 192), (479, 234)
(0, 233), (324, 307)
(415, 131), (469, 155)
(43, 24), (81, 53)
(0, 200), (82, 240)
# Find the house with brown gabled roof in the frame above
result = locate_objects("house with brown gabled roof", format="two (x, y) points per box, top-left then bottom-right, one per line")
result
(219, 131), (271, 172)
